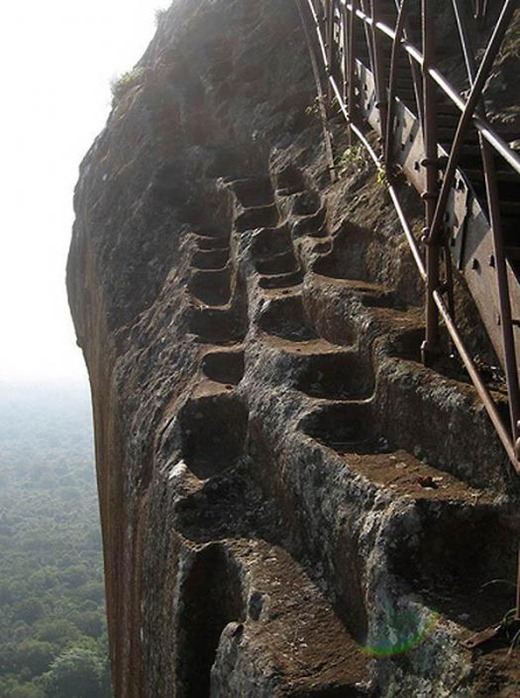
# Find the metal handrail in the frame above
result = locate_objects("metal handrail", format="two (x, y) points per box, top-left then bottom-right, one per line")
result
(301, 0), (520, 474)
(341, 1), (520, 174)
(426, 0), (516, 246)
(451, 0), (520, 446)
(384, 0), (410, 165)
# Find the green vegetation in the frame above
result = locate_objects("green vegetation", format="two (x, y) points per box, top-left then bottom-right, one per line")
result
(305, 95), (323, 118)
(110, 67), (146, 103)
(0, 384), (111, 697)
(337, 144), (365, 175)
(376, 166), (389, 187)
(154, 8), (168, 26)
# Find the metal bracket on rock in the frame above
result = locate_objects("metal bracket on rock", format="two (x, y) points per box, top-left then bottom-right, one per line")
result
(461, 618), (520, 650)
(461, 624), (503, 650)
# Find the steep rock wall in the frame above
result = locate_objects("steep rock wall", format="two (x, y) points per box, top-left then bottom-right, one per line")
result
(68, 1), (520, 696)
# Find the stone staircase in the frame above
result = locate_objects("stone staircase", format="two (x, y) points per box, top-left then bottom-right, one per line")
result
(68, 1), (520, 694)
(148, 142), (520, 695)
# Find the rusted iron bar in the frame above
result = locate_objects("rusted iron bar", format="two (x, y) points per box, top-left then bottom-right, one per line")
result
(428, 71), (520, 175)
(433, 287), (520, 471)
(474, 0), (489, 20)
(326, 0), (335, 107)
(346, 0), (358, 141)
(325, 68), (519, 471)
(452, 0), (478, 79)
(442, 242), (457, 328)
(421, 0), (441, 363)
(392, 0), (424, 126)
(343, 0), (520, 175)
(296, 0), (337, 183)
(486, 135), (520, 613)
(452, 0), (520, 443)
(319, 46), (427, 278)
(426, 0), (516, 246)
(370, 0), (388, 155)
(359, 0), (377, 84)
(317, 0), (327, 44)
(384, 0), (411, 167)
(408, 59), (424, 126)
(307, 0), (332, 71)
(341, 2), (348, 102)
(301, 0), (520, 474)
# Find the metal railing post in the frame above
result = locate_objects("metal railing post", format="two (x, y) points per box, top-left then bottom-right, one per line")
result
(300, 0), (520, 474)
(370, 0), (388, 155)
(346, 0), (358, 143)
(297, 0), (337, 182)
(360, 0), (376, 84)
(421, 0), (441, 364)
(451, 0), (520, 446)
(341, 2), (348, 103)
(385, 0), (411, 168)
(326, 0), (335, 109)
(426, 0), (515, 247)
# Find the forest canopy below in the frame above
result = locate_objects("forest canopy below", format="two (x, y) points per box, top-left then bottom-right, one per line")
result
(0, 383), (111, 698)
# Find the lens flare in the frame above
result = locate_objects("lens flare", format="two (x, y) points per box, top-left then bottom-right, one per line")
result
(363, 595), (440, 658)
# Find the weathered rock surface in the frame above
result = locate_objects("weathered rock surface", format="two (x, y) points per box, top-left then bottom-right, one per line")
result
(68, 0), (520, 695)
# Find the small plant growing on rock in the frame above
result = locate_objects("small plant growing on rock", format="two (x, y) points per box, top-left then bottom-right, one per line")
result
(154, 8), (168, 26)
(305, 96), (323, 118)
(337, 144), (365, 175)
(376, 166), (389, 187)
(110, 67), (146, 103)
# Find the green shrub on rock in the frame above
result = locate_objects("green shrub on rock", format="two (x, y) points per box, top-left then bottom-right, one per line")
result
(110, 67), (146, 103)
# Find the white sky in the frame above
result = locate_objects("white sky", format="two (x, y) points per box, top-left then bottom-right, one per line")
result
(0, 0), (171, 386)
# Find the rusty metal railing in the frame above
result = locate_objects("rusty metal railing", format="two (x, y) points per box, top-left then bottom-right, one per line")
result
(301, 0), (520, 476)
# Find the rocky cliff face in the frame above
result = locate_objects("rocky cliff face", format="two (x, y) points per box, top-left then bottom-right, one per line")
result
(68, 1), (520, 695)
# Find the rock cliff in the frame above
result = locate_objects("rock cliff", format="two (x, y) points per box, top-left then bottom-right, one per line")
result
(68, 0), (520, 695)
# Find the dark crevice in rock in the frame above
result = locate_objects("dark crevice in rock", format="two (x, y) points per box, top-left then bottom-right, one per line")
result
(311, 223), (373, 281)
(359, 289), (400, 309)
(292, 206), (328, 238)
(188, 305), (248, 344)
(258, 295), (318, 342)
(258, 270), (304, 289)
(256, 250), (299, 276)
(290, 688), (368, 697)
(275, 164), (306, 195)
(193, 234), (230, 251)
(187, 274), (249, 343)
(390, 505), (518, 631)
(192, 249), (230, 270)
(251, 225), (293, 257)
(388, 326), (507, 391)
(234, 203), (279, 232)
(177, 545), (246, 697)
(293, 190), (321, 216)
(295, 351), (374, 400)
(300, 402), (380, 456)
(202, 349), (245, 385)
(188, 268), (231, 306)
(228, 176), (274, 207)
(178, 394), (248, 480)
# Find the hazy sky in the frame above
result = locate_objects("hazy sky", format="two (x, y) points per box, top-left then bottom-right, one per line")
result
(0, 0), (170, 385)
